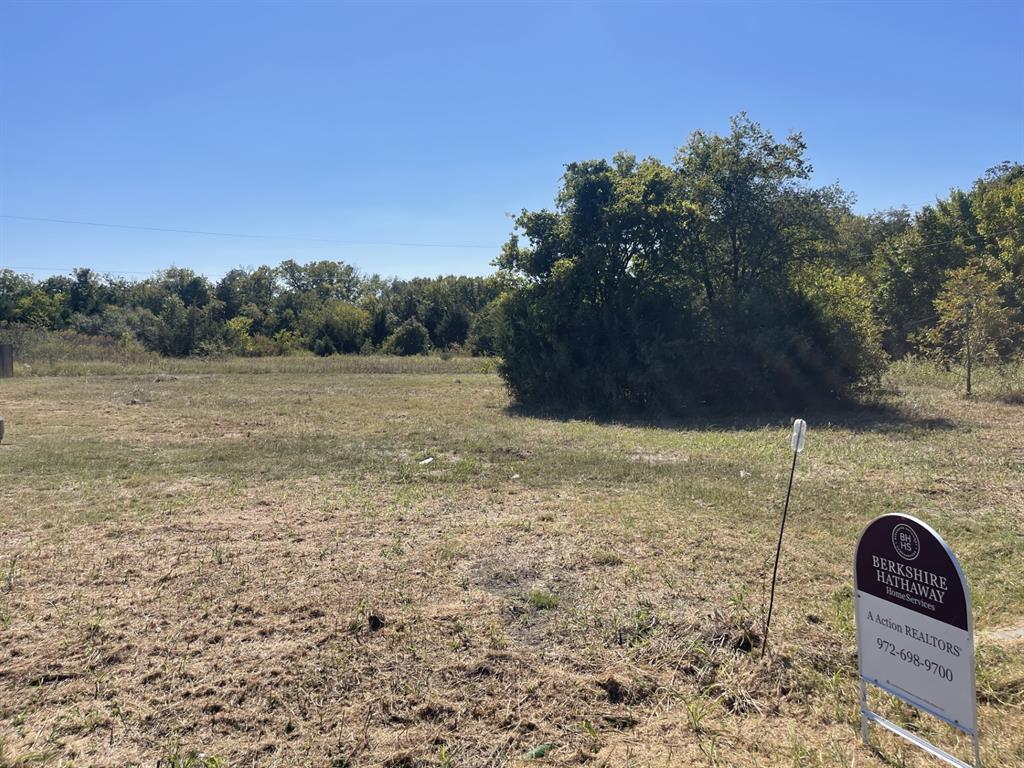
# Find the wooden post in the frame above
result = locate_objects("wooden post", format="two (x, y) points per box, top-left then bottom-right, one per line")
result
(0, 344), (13, 379)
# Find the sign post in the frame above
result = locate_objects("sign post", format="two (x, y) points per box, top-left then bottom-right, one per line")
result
(762, 418), (806, 657)
(854, 514), (979, 767)
(0, 344), (12, 379)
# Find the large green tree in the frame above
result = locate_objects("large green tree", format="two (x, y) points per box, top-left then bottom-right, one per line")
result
(497, 115), (885, 413)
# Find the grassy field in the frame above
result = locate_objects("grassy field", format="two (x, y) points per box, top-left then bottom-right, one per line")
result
(0, 358), (1021, 767)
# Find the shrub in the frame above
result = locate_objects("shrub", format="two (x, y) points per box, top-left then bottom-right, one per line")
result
(383, 318), (431, 356)
(224, 316), (255, 355)
(304, 301), (370, 356)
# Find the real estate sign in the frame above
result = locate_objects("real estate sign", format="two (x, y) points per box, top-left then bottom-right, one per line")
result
(854, 514), (979, 766)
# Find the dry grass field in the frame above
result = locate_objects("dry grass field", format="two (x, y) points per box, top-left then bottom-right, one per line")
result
(0, 358), (1021, 767)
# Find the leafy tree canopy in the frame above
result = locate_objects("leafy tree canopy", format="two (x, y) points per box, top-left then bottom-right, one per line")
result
(496, 114), (884, 413)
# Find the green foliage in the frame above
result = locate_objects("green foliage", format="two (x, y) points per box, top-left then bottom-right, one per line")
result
(925, 265), (1015, 362)
(370, 274), (503, 349)
(14, 289), (65, 326)
(157, 751), (224, 768)
(304, 300), (370, 356)
(0, 262), (502, 358)
(216, 266), (276, 334)
(248, 329), (306, 357)
(793, 264), (887, 392)
(467, 293), (509, 356)
(0, 323), (156, 368)
(498, 115), (885, 413)
(673, 114), (850, 302)
(522, 743), (554, 760)
(526, 589), (560, 609)
(224, 316), (255, 355)
(921, 264), (1017, 395)
(382, 318), (431, 356)
(867, 162), (1024, 357)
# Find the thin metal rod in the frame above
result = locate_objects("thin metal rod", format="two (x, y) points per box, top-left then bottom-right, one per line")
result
(763, 449), (799, 657)
(860, 679), (869, 745)
(864, 709), (977, 768)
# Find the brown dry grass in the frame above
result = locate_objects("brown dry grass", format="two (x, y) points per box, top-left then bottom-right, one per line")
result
(0, 360), (1021, 767)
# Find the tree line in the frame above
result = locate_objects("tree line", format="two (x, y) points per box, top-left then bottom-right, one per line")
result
(0, 264), (508, 358)
(1, 115), (1021, 411)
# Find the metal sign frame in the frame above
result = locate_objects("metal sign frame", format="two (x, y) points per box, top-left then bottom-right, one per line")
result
(854, 513), (980, 767)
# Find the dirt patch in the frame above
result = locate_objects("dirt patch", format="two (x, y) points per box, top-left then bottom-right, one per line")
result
(983, 623), (1024, 643)
(628, 450), (690, 465)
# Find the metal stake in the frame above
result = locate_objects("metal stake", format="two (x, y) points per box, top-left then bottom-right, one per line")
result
(763, 418), (805, 657)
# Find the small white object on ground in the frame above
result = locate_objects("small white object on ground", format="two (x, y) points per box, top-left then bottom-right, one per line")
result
(419, 457), (434, 465)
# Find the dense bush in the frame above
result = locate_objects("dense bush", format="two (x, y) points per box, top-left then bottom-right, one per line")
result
(497, 116), (887, 414)
(303, 300), (371, 356)
(467, 294), (510, 356)
(382, 318), (431, 356)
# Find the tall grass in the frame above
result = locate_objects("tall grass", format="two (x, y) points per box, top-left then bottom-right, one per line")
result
(26, 355), (495, 377)
(0, 324), (496, 376)
(886, 357), (1024, 403)
(0, 323), (157, 371)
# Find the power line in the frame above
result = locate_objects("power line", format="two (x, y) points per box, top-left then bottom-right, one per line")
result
(2, 218), (1018, 279)
(0, 214), (498, 250)
(4, 215), (1016, 256)
(887, 226), (1021, 255)
(1, 264), (157, 277)
(873, 195), (958, 213)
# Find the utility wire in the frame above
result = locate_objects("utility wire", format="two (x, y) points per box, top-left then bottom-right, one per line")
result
(2, 218), (1018, 279)
(0, 264), (158, 277)
(883, 226), (1020, 255)
(3, 214), (1017, 256)
(0, 214), (497, 250)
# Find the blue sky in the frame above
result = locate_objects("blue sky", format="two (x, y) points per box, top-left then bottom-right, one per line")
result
(1, 1), (1021, 281)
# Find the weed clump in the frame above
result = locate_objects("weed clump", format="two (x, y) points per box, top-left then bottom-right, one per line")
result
(526, 590), (560, 610)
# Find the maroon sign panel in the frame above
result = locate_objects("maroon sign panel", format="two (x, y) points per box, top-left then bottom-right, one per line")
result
(855, 514), (968, 631)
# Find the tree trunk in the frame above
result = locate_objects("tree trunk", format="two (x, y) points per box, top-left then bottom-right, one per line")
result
(965, 304), (973, 397)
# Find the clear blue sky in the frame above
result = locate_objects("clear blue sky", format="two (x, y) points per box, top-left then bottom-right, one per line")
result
(1, 1), (1021, 281)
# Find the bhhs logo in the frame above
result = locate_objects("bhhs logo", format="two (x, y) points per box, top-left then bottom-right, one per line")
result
(891, 523), (921, 561)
